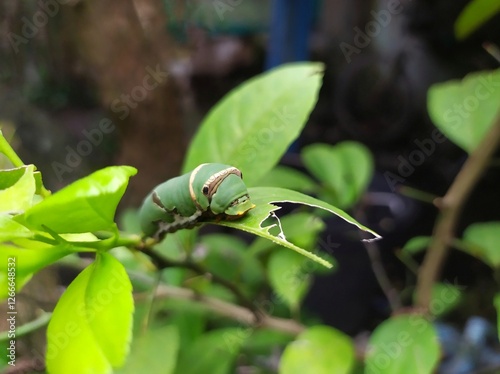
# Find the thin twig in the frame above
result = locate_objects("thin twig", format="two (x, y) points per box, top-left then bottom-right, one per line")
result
(364, 239), (402, 312)
(416, 113), (500, 310)
(138, 284), (305, 336)
(0, 130), (24, 167)
(357, 200), (402, 312)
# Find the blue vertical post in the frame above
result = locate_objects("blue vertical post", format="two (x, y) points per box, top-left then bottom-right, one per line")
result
(266, 0), (316, 152)
(265, 0), (315, 69)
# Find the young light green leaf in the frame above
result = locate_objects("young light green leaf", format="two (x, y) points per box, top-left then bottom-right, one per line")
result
(46, 253), (133, 374)
(17, 166), (137, 233)
(268, 249), (311, 311)
(462, 221), (500, 267)
(117, 325), (179, 374)
(365, 314), (440, 374)
(427, 69), (500, 153)
(183, 62), (324, 185)
(454, 0), (500, 40)
(0, 214), (33, 241)
(0, 165), (36, 214)
(402, 236), (432, 255)
(0, 167), (28, 189)
(279, 325), (354, 374)
(174, 328), (248, 374)
(301, 141), (374, 209)
(214, 187), (381, 268)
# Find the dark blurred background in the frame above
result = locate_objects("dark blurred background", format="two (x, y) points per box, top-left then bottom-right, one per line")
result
(2, 0), (500, 346)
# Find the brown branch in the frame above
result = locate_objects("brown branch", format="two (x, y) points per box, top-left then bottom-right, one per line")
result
(415, 113), (500, 310)
(140, 284), (305, 336)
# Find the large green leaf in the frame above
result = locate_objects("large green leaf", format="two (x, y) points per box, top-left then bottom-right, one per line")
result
(279, 325), (354, 374)
(0, 214), (33, 241)
(455, 0), (500, 39)
(183, 62), (324, 185)
(365, 314), (440, 374)
(213, 187), (380, 268)
(174, 328), (247, 374)
(46, 253), (134, 374)
(17, 166), (137, 233)
(427, 69), (500, 153)
(301, 141), (373, 209)
(462, 221), (500, 267)
(268, 249), (311, 311)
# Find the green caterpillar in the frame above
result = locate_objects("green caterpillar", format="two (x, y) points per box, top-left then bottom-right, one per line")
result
(139, 163), (255, 238)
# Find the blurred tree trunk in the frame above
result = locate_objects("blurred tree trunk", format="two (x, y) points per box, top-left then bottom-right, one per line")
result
(61, 0), (185, 205)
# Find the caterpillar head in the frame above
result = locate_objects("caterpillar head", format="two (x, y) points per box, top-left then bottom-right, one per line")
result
(209, 173), (255, 217)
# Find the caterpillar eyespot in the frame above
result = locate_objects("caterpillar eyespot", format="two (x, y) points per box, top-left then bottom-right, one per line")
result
(139, 163), (255, 239)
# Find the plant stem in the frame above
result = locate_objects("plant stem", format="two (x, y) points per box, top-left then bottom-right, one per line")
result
(364, 239), (402, 312)
(141, 284), (305, 335)
(355, 204), (401, 312)
(415, 113), (500, 310)
(0, 130), (24, 167)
